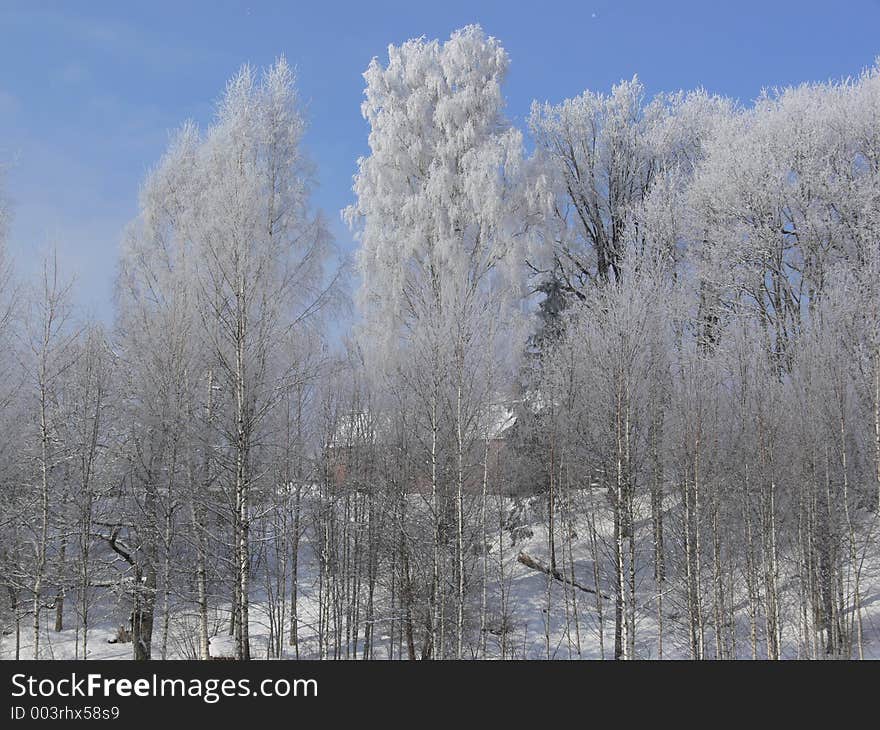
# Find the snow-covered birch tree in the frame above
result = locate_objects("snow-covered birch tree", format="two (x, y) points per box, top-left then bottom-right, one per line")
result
(347, 24), (526, 658)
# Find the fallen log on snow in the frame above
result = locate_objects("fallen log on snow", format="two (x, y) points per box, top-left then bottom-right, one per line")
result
(517, 551), (611, 600)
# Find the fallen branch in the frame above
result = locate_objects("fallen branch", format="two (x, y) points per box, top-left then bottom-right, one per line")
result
(517, 551), (611, 600)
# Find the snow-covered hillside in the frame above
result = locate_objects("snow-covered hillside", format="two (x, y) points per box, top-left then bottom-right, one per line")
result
(5, 491), (878, 661)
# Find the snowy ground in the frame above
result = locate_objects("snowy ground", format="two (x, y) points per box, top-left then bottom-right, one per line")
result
(3, 491), (879, 660)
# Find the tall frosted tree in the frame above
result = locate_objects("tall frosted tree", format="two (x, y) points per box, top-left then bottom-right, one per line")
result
(689, 64), (880, 363)
(117, 58), (338, 659)
(347, 24), (526, 657)
(526, 78), (731, 351)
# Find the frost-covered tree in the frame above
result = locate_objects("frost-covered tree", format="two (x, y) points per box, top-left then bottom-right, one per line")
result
(527, 79), (730, 298)
(689, 65), (880, 365)
(545, 257), (677, 658)
(347, 24), (526, 657)
(116, 58), (339, 659)
(19, 253), (80, 658)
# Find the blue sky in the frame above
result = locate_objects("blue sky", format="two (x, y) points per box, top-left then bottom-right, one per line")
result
(1, 0), (879, 321)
